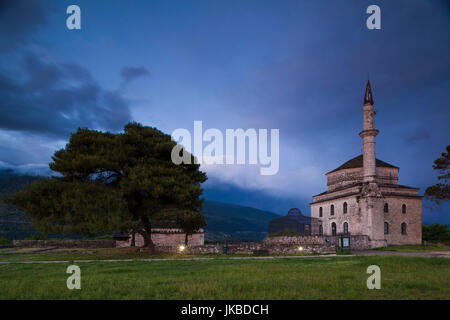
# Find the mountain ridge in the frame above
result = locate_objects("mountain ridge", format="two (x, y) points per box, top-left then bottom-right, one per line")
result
(0, 175), (279, 240)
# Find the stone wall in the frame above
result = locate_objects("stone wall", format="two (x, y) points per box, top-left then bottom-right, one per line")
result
(383, 197), (422, 245)
(326, 235), (371, 250)
(13, 240), (116, 248)
(152, 236), (340, 255)
(311, 195), (361, 236)
(326, 168), (363, 191)
(116, 230), (204, 248)
(264, 235), (370, 251)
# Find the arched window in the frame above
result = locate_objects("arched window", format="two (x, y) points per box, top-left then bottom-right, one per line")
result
(401, 223), (407, 235)
(343, 222), (349, 234)
(343, 202), (348, 214)
(319, 225), (323, 236)
(384, 222), (389, 234)
(384, 203), (389, 213)
(331, 222), (337, 236)
(330, 205), (335, 216)
(402, 204), (406, 214)
(319, 207), (323, 217)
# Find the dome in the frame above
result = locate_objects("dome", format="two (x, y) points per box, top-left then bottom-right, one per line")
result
(287, 208), (303, 216)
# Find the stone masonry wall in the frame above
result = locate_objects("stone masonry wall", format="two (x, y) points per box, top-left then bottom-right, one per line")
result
(116, 231), (204, 247)
(153, 240), (336, 255)
(383, 197), (422, 245)
(152, 236), (360, 254)
(120, 235), (373, 254)
(13, 240), (116, 248)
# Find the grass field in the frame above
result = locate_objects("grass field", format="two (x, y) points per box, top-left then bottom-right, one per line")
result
(0, 255), (449, 299)
(0, 247), (324, 262)
(0, 247), (176, 262)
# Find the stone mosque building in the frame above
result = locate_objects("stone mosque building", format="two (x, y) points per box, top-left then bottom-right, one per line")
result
(310, 81), (422, 248)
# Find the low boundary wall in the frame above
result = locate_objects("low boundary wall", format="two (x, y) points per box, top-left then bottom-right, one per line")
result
(13, 240), (116, 248)
(13, 235), (371, 253)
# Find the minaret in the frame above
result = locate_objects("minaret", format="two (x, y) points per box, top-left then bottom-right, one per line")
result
(359, 80), (385, 248)
(359, 80), (379, 182)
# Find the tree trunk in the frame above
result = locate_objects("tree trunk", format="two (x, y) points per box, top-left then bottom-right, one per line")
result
(140, 217), (155, 254)
(185, 233), (189, 245)
(130, 231), (136, 247)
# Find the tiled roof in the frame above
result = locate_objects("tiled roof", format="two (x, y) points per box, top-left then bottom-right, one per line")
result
(326, 154), (398, 174)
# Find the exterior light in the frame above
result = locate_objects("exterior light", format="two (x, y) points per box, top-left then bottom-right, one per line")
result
(178, 245), (186, 252)
(298, 246), (303, 251)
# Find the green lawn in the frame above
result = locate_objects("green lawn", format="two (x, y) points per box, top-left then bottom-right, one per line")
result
(0, 247), (179, 262)
(0, 255), (448, 299)
(0, 247), (320, 262)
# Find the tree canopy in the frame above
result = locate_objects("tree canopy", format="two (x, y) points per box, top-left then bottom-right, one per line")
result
(422, 223), (450, 242)
(3, 122), (207, 251)
(425, 145), (450, 204)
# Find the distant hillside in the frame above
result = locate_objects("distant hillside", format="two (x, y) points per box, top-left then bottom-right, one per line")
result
(0, 175), (38, 240)
(0, 175), (280, 241)
(202, 201), (279, 240)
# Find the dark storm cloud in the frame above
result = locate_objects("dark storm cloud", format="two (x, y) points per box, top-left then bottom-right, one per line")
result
(0, 0), (55, 51)
(407, 130), (431, 143)
(120, 66), (151, 88)
(0, 51), (132, 137)
(218, 1), (450, 140)
(0, 0), (132, 136)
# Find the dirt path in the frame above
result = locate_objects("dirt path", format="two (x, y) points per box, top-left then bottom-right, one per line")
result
(0, 251), (449, 264)
(355, 250), (450, 258)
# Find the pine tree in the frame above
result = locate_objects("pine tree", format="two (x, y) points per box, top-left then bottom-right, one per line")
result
(3, 122), (207, 253)
(425, 145), (450, 204)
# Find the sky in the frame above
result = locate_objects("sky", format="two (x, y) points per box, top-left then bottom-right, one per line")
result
(0, 0), (449, 224)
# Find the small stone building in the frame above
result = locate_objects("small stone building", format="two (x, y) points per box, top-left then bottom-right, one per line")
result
(310, 81), (422, 247)
(115, 221), (204, 247)
(268, 208), (321, 235)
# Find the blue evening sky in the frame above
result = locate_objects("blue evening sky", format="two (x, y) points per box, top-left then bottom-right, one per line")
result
(0, 0), (448, 223)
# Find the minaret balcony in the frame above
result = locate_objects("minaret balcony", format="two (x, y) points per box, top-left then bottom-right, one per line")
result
(359, 129), (379, 138)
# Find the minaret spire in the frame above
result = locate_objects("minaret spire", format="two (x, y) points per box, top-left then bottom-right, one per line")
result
(359, 80), (379, 182)
(364, 80), (374, 105)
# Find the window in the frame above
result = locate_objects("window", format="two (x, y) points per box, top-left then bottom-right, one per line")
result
(343, 222), (349, 234)
(401, 223), (407, 235)
(330, 205), (335, 216)
(319, 207), (323, 217)
(384, 203), (389, 213)
(402, 204), (406, 214)
(384, 222), (389, 234)
(343, 202), (348, 214)
(319, 225), (323, 236)
(331, 222), (337, 236)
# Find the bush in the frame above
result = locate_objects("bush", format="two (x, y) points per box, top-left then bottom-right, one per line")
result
(24, 234), (48, 240)
(0, 237), (11, 245)
(422, 223), (450, 242)
(95, 235), (113, 240)
(267, 229), (304, 238)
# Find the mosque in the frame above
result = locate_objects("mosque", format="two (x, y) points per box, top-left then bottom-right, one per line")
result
(309, 81), (422, 247)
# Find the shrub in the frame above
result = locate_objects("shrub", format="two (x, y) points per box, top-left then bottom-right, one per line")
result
(24, 234), (48, 240)
(95, 235), (113, 240)
(422, 223), (450, 242)
(0, 237), (11, 245)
